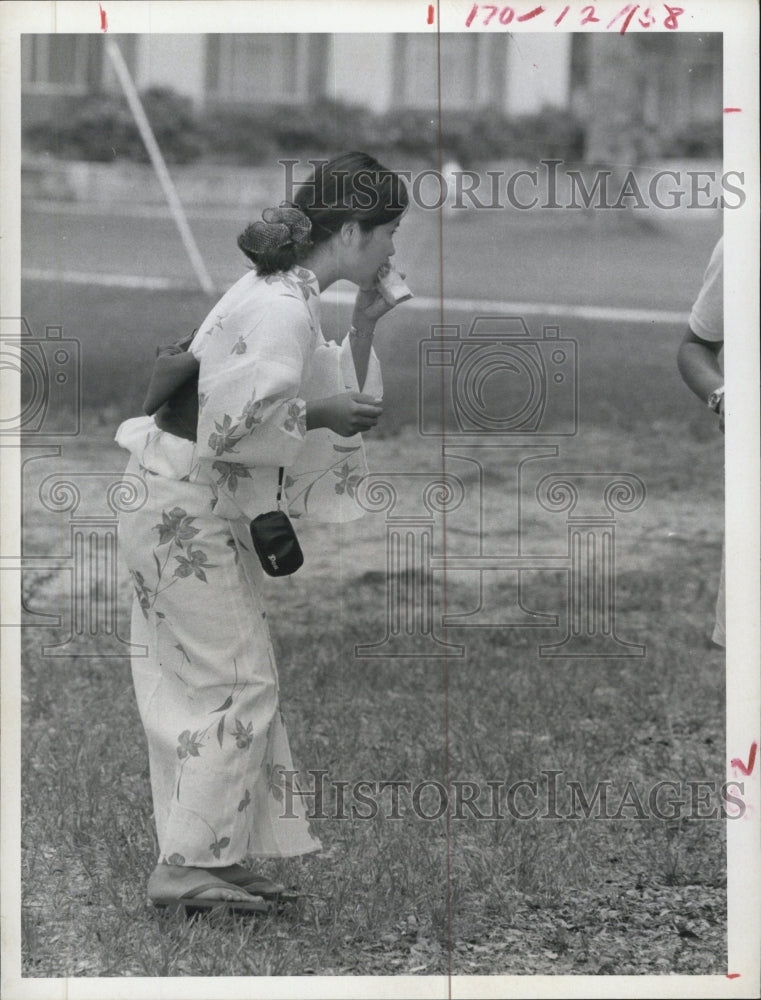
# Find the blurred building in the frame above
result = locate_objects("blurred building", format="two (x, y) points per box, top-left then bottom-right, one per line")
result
(22, 32), (721, 153)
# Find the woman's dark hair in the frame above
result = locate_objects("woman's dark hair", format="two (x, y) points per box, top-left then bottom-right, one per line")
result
(238, 151), (408, 275)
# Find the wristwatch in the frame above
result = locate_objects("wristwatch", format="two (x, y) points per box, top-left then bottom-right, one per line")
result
(707, 386), (725, 413)
(348, 324), (374, 340)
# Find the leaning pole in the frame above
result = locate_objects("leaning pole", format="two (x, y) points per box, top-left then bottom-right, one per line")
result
(104, 38), (216, 297)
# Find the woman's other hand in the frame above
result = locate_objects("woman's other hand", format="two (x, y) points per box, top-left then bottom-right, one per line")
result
(352, 283), (394, 332)
(353, 264), (408, 330)
(306, 392), (383, 436)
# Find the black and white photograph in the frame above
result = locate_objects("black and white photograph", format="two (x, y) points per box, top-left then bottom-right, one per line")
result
(1, 1), (759, 997)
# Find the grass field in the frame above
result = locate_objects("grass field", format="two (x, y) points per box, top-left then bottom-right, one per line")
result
(17, 208), (728, 979)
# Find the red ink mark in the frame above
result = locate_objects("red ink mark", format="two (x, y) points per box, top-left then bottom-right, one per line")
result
(638, 6), (656, 27)
(427, 4), (434, 24)
(620, 4), (639, 33)
(518, 4), (545, 20)
(727, 973), (741, 979)
(554, 4), (570, 25)
(499, 6), (515, 24)
(465, 2), (478, 27)
(580, 4), (601, 25)
(99, 2), (108, 31)
(607, 3), (634, 28)
(663, 4), (683, 29)
(724, 107), (742, 113)
(731, 742), (757, 776)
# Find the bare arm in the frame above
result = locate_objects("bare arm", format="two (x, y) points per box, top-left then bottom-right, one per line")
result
(677, 327), (723, 403)
(305, 393), (382, 435)
(347, 324), (374, 391)
(347, 281), (397, 390)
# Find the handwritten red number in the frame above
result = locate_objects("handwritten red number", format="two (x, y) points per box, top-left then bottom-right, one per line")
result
(500, 6), (515, 23)
(580, 5), (600, 24)
(620, 4), (639, 32)
(483, 4), (499, 23)
(663, 4), (683, 29)
(554, 4), (570, 24)
(517, 4), (544, 19)
(638, 6), (655, 26)
(607, 3), (632, 29)
(465, 3), (478, 27)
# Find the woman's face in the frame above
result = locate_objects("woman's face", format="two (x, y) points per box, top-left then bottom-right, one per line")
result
(351, 217), (401, 287)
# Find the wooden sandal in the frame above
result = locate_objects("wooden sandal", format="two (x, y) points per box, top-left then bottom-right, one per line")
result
(207, 866), (301, 902)
(148, 868), (272, 917)
(217, 872), (301, 903)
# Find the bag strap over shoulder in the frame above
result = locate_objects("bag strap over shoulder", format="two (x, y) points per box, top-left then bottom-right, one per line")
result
(276, 466), (285, 510)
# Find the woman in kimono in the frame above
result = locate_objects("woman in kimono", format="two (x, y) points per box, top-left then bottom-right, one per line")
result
(116, 152), (409, 912)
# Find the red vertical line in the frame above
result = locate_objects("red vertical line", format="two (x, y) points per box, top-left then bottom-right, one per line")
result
(433, 2), (452, 991)
(74, 530), (84, 635)
(90, 531), (99, 636)
(619, 4), (638, 34)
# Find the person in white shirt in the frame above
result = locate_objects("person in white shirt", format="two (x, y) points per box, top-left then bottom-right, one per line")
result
(677, 236), (725, 647)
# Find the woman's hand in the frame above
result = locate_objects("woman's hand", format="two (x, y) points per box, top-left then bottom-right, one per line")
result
(352, 265), (405, 333)
(306, 393), (383, 436)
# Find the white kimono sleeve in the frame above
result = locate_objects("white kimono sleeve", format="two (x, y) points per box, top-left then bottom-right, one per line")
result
(195, 295), (312, 470)
(284, 336), (383, 523)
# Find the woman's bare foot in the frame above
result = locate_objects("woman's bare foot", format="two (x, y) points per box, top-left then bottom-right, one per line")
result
(211, 863), (256, 883)
(210, 864), (288, 896)
(148, 864), (260, 903)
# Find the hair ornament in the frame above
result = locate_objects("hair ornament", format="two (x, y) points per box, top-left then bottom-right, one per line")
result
(240, 201), (312, 253)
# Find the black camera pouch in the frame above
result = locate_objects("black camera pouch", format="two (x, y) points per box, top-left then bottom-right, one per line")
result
(249, 469), (303, 577)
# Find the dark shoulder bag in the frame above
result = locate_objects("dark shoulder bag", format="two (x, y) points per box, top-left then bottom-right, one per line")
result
(250, 468), (304, 577)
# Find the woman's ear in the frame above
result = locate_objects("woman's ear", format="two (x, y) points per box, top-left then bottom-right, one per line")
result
(340, 220), (361, 246)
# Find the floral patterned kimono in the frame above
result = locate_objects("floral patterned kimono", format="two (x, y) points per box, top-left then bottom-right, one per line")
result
(116, 266), (381, 866)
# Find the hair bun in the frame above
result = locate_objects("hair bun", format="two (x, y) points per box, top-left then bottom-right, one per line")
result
(263, 202), (312, 244)
(242, 219), (291, 251)
(240, 202), (312, 255)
